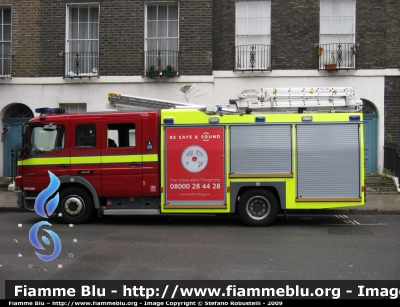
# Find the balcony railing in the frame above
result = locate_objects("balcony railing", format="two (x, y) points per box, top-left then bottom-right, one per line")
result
(235, 44), (271, 71)
(0, 54), (12, 78)
(144, 50), (179, 77)
(318, 43), (357, 71)
(384, 142), (400, 186)
(64, 52), (99, 78)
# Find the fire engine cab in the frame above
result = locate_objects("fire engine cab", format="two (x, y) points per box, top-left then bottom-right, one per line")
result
(16, 87), (365, 226)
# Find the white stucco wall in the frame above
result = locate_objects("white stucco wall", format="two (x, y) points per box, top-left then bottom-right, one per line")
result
(1, 69), (399, 176)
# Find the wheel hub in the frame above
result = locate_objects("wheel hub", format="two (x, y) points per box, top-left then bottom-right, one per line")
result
(247, 196), (270, 220)
(64, 196), (84, 216)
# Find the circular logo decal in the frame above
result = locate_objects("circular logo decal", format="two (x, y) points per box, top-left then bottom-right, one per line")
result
(181, 145), (208, 173)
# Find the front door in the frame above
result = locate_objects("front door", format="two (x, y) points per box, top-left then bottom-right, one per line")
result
(364, 114), (378, 175)
(3, 104), (33, 177)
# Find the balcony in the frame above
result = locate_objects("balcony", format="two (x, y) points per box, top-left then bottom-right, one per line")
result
(0, 54), (12, 78)
(64, 52), (99, 78)
(318, 43), (357, 71)
(235, 44), (271, 71)
(144, 50), (179, 77)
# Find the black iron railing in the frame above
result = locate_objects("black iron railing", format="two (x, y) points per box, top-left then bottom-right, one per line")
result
(318, 43), (357, 70)
(10, 147), (21, 184)
(64, 52), (99, 78)
(144, 50), (179, 77)
(235, 44), (271, 71)
(384, 143), (400, 186)
(0, 53), (12, 78)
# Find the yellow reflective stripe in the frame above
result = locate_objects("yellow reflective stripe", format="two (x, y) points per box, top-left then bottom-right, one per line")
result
(20, 157), (70, 166)
(71, 156), (101, 164)
(18, 154), (158, 166)
(101, 155), (141, 163)
(143, 154), (158, 162)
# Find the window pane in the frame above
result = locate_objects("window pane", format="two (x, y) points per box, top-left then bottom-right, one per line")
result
(343, 0), (354, 16)
(148, 6), (157, 21)
(4, 25), (11, 40)
(91, 40), (98, 53)
(168, 6), (178, 20)
(342, 17), (353, 33)
(320, 16), (330, 33)
(147, 21), (157, 37)
(79, 23), (88, 39)
(169, 38), (178, 51)
(70, 8), (79, 22)
(259, 1), (269, 18)
(89, 23), (98, 39)
(158, 20), (167, 37)
(332, 1), (342, 16)
(4, 9), (11, 24)
(159, 39), (168, 50)
(158, 6), (168, 20)
(168, 21), (178, 37)
(237, 19), (247, 35)
(70, 22), (78, 39)
(147, 39), (157, 50)
(0, 31), (2, 41)
(248, 19), (258, 35)
(89, 8), (99, 22)
(248, 1), (258, 16)
(76, 124), (96, 148)
(79, 8), (89, 22)
(320, 0), (331, 16)
(331, 17), (342, 33)
(236, 2), (247, 18)
(259, 18), (268, 35)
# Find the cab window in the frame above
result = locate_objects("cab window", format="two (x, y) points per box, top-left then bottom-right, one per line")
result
(76, 124), (96, 148)
(107, 123), (136, 148)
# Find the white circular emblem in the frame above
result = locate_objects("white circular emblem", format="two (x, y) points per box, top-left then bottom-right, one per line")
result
(181, 145), (208, 173)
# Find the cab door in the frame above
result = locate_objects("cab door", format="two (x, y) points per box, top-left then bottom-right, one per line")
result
(100, 115), (143, 197)
(21, 121), (70, 192)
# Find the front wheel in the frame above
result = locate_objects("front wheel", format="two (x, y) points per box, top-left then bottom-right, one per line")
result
(238, 188), (278, 226)
(57, 187), (93, 224)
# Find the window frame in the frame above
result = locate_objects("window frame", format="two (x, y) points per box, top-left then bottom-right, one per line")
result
(0, 6), (12, 78)
(65, 3), (100, 77)
(235, 0), (271, 71)
(144, 1), (179, 70)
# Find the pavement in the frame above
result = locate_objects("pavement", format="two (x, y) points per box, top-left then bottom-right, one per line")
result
(1, 177), (399, 215)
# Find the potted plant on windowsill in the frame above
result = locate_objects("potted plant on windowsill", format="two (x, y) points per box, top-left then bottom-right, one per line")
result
(324, 51), (337, 70)
(146, 64), (177, 77)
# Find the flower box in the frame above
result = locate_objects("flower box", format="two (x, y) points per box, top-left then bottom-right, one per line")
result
(324, 64), (337, 70)
(146, 71), (177, 77)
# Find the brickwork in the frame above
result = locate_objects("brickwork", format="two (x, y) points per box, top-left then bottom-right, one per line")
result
(213, 0), (235, 70)
(179, 0), (213, 75)
(271, 0), (319, 70)
(6, 0), (42, 77)
(356, 0), (400, 69)
(385, 77), (400, 145)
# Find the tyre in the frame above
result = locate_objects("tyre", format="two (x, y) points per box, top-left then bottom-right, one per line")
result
(238, 188), (278, 226)
(57, 187), (93, 224)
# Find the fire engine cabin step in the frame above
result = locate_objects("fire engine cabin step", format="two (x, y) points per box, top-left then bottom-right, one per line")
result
(102, 209), (161, 215)
(102, 197), (160, 215)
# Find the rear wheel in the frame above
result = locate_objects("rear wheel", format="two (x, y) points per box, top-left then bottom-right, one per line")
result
(57, 187), (93, 224)
(238, 188), (278, 226)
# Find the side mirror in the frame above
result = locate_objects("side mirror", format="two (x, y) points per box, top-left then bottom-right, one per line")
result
(43, 123), (57, 131)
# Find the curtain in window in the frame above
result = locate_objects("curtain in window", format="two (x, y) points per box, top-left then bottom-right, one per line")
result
(320, 0), (355, 44)
(146, 4), (178, 69)
(68, 6), (99, 75)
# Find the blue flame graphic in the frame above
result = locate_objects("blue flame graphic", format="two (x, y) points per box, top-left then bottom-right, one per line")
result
(34, 171), (60, 218)
(29, 221), (62, 262)
(30, 171), (62, 262)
